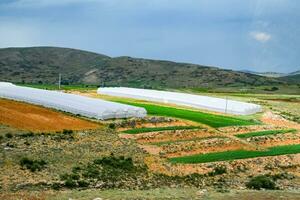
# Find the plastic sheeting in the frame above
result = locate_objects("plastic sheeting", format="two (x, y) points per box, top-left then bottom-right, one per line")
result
(0, 82), (146, 120)
(98, 87), (262, 115)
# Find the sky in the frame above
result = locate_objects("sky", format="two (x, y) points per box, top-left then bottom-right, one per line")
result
(0, 0), (299, 73)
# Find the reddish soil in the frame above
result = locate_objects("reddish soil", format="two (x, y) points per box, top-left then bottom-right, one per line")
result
(118, 120), (196, 132)
(261, 111), (300, 130)
(135, 129), (218, 144)
(219, 125), (279, 136)
(249, 132), (300, 148)
(164, 139), (249, 158)
(0, 99), (100, 132)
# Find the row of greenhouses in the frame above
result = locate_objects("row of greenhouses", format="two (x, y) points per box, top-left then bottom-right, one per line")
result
(0, 82), (146, 120)
(98, 87), (262, 115)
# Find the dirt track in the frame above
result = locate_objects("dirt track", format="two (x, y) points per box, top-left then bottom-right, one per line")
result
(0, 99), (100, 132)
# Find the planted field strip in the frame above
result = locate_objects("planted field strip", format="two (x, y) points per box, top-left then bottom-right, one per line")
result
(122, 126), (200, 134)
(169, 144), (300, 164)
(135, 129), (217, 144)
(164, 138), (248, 158)
(114, 100), (258, 128)
(235, 129), (297, 139)
(149, 136), (226, 146)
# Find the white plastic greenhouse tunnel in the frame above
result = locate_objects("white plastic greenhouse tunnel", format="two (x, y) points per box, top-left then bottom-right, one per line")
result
(0, 82), (147, 120)
(97, 87), (262, 115)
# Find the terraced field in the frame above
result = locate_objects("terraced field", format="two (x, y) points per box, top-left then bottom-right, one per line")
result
(235, 129), (297, 138)
(116, 100), (300, 175)
(169, 144), (300, 164)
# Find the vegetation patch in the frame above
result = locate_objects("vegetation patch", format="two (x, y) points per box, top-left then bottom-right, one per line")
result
(59, 155), (146, 189)
(169, 144), (300, 164)
(114, 100), (258, 128)
(19, 157), (47, 172)
(235, 129), (297, 139)
(149, 136), (226, 146)
(246, 175), (277, 190)
(122, 126), (200, 134)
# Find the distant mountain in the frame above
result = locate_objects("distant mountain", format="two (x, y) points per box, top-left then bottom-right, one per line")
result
(279, 73), (300, 84)
(0, 47), (285, 89)
(289, 70), (300, 76)
(241, 69), (300, 78)
(241, 70), (287, 78)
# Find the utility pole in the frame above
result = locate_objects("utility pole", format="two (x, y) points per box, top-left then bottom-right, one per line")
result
(58, 73), (61, 90)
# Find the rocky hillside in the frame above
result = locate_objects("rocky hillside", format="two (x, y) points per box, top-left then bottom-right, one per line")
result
(0, 47), (284, 89)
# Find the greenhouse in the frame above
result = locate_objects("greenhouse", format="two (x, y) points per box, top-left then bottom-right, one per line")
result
(0, 82), (146, 120)
(98, 87), (262, 115)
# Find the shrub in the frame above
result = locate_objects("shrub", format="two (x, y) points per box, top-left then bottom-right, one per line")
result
(63, 129), (73, 134)
(77, 180), (89, 187)
(20, 157), (47, 172)
(108, 123), (116, 129)
(51, 182), (62, 190)
(5, 133), (13, 138)
(93, 155), (135, 171)
(208, 165), (227, 176)
(64, 179), (77, 188)
(82, 165), (100, 178)
(246, 175), (276, 190)
(20, 132), (34, 137)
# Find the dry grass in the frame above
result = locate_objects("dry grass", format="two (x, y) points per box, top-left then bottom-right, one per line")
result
(0, 99), (100, 132)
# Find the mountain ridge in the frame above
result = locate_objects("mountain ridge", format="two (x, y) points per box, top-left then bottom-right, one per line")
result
(0, 46), (292, 89)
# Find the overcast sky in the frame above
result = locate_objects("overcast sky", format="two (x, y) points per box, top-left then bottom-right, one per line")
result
(0, 0), (299, 73)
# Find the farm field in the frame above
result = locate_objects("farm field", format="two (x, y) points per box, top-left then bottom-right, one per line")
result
(169, 144), (300, 164)
(111, 100), (259, 128)
(235, 129), (297, 138)
(122, 126), (201, 134)
(0, 98), (100, 132)
(1, 87), (300, 198)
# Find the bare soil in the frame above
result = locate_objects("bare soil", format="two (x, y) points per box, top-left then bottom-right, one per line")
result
(0, 99), (100, 132)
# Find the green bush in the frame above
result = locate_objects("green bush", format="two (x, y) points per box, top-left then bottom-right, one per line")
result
(63, 129), (73, 134)
(77, 180), (89, 187)
(64, 179), (77, 188)
(246, 175), (276, 190)
(108, 123), (116, 129)
(5, 133), (13, 138)
(93, 155), (135, 171)
(20, 132), (34, 137)
(82, 165), (100, 178)
(20, 157), (47, 172)
(208, 165), (227, 176)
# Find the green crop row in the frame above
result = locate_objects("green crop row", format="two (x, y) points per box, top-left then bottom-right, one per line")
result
(169, 144), (300, 164)
(114, 100), (259, 128)
(235, 129), (297, 139)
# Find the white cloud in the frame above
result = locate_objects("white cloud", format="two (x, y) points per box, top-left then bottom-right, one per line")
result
(250, 31), (271, 43)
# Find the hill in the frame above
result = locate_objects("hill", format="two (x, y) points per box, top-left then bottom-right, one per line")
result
(241, 70), (286, 78)
(0, 47), (284, 89)
(280, 74), (300, 84)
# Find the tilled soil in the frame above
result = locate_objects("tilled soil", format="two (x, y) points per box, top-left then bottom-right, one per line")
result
(0, 99), (100, 132)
